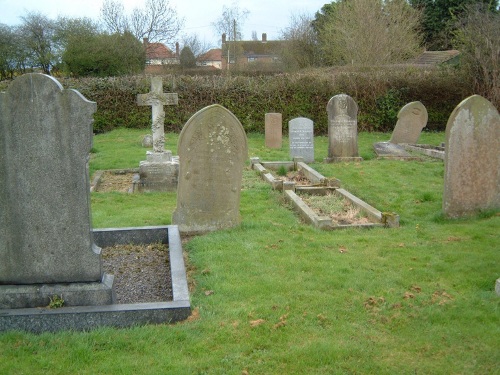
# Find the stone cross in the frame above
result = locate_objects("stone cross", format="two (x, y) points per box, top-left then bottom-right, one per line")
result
(137, 77), (178, 153)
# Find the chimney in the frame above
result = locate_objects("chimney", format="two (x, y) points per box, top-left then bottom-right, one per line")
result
(222, 33), (226, 44)
(176, 42), (179, 57)
(262, 33), (267, 43)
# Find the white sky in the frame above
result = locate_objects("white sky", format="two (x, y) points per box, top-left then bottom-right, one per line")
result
(0, 0), (327, 48)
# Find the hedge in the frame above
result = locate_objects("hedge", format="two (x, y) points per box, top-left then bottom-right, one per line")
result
(3, 66), (473, 134)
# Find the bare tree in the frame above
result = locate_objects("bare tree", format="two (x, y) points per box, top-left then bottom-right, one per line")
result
(101, 0), (184, 43)
(319, 0), (422, 66)
(212, 1), (249, 41)
(181, 33), (213, 57)
(280, 12), (320, 70)
(19, 12), (57, 74)
(454, 4), (500, 107)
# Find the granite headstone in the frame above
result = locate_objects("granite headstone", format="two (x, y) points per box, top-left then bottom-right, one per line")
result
(289, 117), (314, 162)
(443, 95), (500, 217)
(325, 94), (362, 162)
(172, 105), (248, 233)
(390, 101), (428, 144)
(0, 74), (113, 308)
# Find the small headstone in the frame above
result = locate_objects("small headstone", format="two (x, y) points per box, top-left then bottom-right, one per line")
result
(443, 95), (500, 218)
(172, 105), (248, 234)
(390, 101), (428, 144)
(142, 134), (153, 148)
(0, 74), (113, 308)
(289, 117), (314, 162)
(265, 113), (282, 148)
(325, 94), (362, 162)
(135, 77), (179, 192)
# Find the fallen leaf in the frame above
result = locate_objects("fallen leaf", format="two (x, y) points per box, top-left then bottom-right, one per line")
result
(204, 290), (214, 296)
(250, 319), (266, 327)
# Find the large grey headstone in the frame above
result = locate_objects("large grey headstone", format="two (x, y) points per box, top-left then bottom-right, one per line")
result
(325, 94), (362, 162)
(390, 101), (428, 144)
(265, 113), (282, 148)
(289, 117), (314, 162)
(443, 95), (500, 218)
(172, 105), (248, 233)
(0, 74), (113, 308)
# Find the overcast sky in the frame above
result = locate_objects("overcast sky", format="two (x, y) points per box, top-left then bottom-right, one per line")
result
(0, 0), (327, 48)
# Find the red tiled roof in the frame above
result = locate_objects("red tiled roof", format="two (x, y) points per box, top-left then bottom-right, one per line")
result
(146, 43), (176, 59)
(198, 48), (222, 61)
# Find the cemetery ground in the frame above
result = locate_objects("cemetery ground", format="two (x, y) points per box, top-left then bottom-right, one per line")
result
(1, 129), (499, 374)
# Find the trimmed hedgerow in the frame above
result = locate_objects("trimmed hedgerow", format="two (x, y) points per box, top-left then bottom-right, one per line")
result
(39, 66), (472, 134)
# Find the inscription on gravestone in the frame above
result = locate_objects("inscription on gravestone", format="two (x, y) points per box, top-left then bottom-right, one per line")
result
(289, 117), (314, 162)
(0, 73), (113, 308)
(172, 105), (248, 234)
(325, 94), (362, 162)
(443, 95), (500, 218)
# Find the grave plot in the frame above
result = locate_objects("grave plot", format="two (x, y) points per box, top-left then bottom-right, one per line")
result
(90, 169), (138, 192)
(251, 157), (399, 230)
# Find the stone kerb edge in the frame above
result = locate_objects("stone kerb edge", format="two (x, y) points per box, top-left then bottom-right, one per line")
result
(0, 225), (190, 333)
(251, 157), (399, 230)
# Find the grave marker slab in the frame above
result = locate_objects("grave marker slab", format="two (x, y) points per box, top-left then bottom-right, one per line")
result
(289, 117), (314, 162)
(265, 113), (282, 148)
(325, 94), (362, 162)
(0, 73), (113, 308)
(443, 95), (500, 217)
(172, 105), (248, 233)
(390, 101), (428, 144)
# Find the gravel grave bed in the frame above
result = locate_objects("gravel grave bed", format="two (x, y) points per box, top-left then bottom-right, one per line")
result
(101, 243), (173, 304)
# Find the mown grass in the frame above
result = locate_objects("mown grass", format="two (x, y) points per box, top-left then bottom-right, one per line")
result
(1, 129), (498, 374)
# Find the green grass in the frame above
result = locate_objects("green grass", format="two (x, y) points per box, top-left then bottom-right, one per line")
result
(1, 129), (499, 375)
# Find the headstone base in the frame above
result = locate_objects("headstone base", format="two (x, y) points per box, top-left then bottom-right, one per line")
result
(373, 142), (420, 160)
(324, 156), (363, 163)
(0, 274), (114, 309)
(133, 151), (179, 192)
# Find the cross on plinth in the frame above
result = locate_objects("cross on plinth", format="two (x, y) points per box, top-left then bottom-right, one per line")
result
(137, 76), (178, 153)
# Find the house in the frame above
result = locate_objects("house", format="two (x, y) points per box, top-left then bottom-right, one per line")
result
(143, 38), (180, 67)
(220, 33), (285, 70)
(197, 48), (223, 70)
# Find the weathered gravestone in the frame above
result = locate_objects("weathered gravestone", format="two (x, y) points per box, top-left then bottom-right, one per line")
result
(135, 77), (179, 192)
(289, 117), (314, 162)
(325, 94), (362, 162)
(172, 105), (248, 233)
(390, 101), (428, 144)
(443, 95), (500, 218)
(265, 113), (282, 148)
(0, 74), (114, 309)
(142, 134), (153, 148)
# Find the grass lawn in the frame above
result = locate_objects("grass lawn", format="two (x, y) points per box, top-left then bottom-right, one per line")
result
(1, 129), (499, 374)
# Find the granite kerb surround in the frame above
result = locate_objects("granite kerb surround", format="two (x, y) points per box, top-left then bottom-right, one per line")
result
(0, 225), (190, 333)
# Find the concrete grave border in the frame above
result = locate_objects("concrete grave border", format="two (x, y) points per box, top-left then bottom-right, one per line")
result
(251, 157), (399, 230)
(403, 144), (445, 160)
(0, 225), (190, 333)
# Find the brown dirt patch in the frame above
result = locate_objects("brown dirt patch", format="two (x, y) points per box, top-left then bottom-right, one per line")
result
(95, 171), (135, 192)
